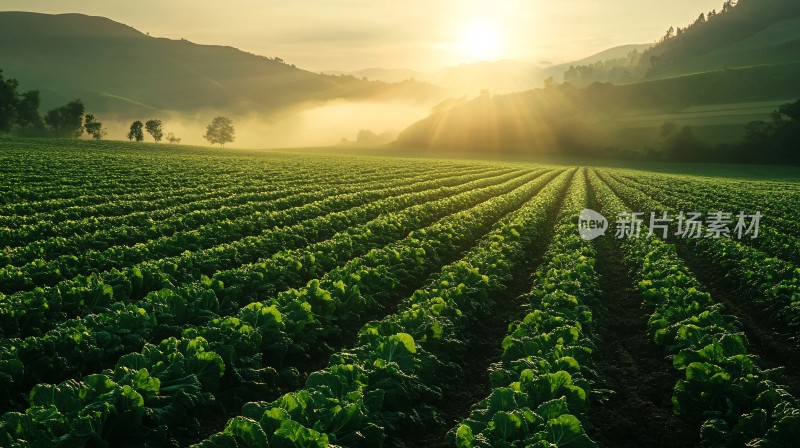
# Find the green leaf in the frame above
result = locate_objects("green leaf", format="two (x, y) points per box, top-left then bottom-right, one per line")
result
(763, 413), (800, 447)
(545, 414), (596, 447)
(271, 419), (329, 448)
(187, 351), (225, 391)
(131, 369), (160, 395)
(536, 398), (570, 421)
(491, 411), (522, 441)
(377, 333), (417, 372)
(455, 424), (476, 448)
(223, 416), (268, 448)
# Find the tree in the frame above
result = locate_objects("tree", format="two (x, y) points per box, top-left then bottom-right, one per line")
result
(695, 13), (706, 26)
(778, 99), (800, 122)
(15, 91), (44, 131)
(660, 121), (679, 139)
(128, 120), (144, 142)
(203, 116), (235, 146)
(44, 99), (85, 137)
(145, 119), (164, 143)
(166, 132), (182, 144)
(1, 70), (48, 135)
(662, 125), (708, 162)
(84, 114), (106, 140)
(0, 70), (20, 132)
(722, 0), (736, 13)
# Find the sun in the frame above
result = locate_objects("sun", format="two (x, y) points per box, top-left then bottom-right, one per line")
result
(460, 21), (501, 61)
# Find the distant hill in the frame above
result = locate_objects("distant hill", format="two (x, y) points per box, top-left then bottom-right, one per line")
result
(543, 44), (653, 79)
(326, 51), (661, 97)
(395, 0), (800, 156)
(431, 60), (544, 96)
(0, 12), (441, 118)
(326, 60), (545, 96)
(322, 68), (425, 84)
(642, 0), (800, 79)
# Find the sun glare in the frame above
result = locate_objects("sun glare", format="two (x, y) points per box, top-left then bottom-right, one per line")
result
(460, 20), (501, 61)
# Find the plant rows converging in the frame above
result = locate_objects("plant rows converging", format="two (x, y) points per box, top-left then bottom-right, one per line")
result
(1, 138), (799, 447)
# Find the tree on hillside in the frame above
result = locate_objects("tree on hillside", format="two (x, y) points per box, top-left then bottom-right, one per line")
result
(1, 70), (49, 134)
(695, 13), (707, 26)
(661, 26), (675, 42)
(661, 125), (709, 162)
(722, 0), (737, 13)
(44, 99), (85, 137)
(739, 99), (800, 163)
(15, 91), (44, 131)
(166, 132), (182, 144)
(84, 114), (106, 140)
(128, 120), (144, 142)
(145, 119), (164, 143)
(203, 116), (235, 147)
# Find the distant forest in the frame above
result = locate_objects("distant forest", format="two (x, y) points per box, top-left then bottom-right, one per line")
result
(608, 99), (800, 164)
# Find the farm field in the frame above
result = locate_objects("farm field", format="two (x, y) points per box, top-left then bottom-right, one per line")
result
(1, 138), (800, 448)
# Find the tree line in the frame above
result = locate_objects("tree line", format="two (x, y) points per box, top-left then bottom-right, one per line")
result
(1, 69), (101, 138)
(1, 68), (235, 146)
(125, 119), (181, 144)
(598, 99), (800, 164)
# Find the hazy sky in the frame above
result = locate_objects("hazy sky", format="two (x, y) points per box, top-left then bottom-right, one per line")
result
(0, 0), (725, 71)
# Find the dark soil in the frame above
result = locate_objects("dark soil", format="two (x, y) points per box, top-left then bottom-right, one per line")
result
(186, 171), (560, 447)
(387, 171), (573, 448)
(587, 172), (700, 448)
(674, 243), (800, 394)
(602, 170), (800, 395)
(587, 236), (700, 448)
(391, 281), (531, 448)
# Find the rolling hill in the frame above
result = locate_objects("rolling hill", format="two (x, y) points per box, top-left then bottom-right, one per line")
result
(395, 0), (800, 155)
(642, 0), (800, 79)
(0, 12), (441, 118)
(324, 47), (657, 97)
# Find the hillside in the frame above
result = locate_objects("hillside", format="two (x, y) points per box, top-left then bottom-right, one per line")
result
(642, 0), (800, 79)
(325, 49), (662, 98)
(543, 43), (652, 80)
(395, 0), (800, 156)
(0, 12), (441, 117)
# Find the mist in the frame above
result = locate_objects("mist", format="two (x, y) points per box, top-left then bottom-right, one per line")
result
(96, 100), (432, 149)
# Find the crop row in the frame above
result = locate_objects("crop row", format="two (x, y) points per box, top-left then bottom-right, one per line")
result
(0, 144), (260, 206)
(0, 141), (448, 213)
(0, 163), (448, 253)
(0, 168), (525, 340)
(451, 169), (600, 447)
(590, 171), (800, 447)
(1, 165), (488, 267)
(0, 169), (555, 443)
(0, 172), (310, 227)
(0, 140), (482, 209)
(600, 172), (800, 333)
(608, 172), (800, 265)
(0, 178), (319, 247)
(618, 172), (800, 239)
(183, 170), (573, 448)
(0, 167), (493, 293)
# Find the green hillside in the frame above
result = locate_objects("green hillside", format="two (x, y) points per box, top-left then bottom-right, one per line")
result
(643, 0), (800, 78)
(647, 17), (800, 79)
(395, 0), (800, 158)
(0, 12), (440, 117)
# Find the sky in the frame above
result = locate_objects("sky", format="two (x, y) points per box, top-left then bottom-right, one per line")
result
(0, 0), (726, 72)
